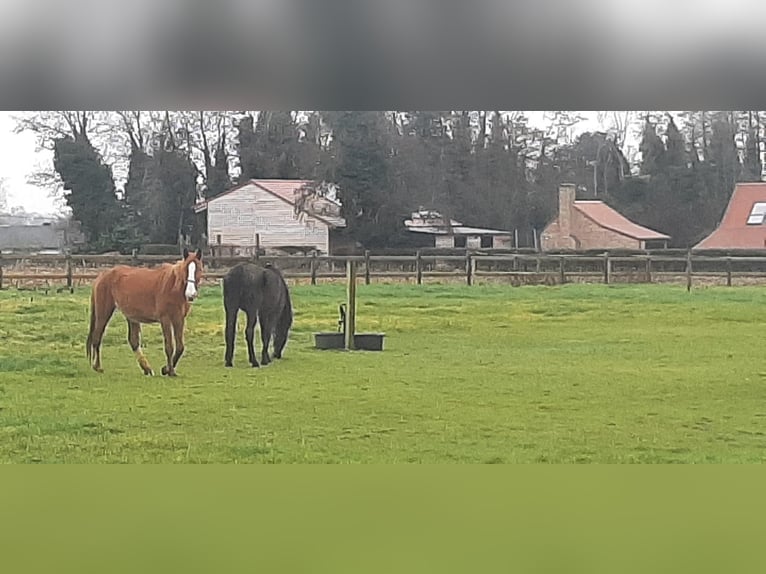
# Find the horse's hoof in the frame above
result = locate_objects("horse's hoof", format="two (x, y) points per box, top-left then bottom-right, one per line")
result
(143, 369), (154, 376)
(94, 367), (104, 373)
(251, 362), (260, 368)
(225, 362), (233, 368)
(161, 366), (170, 376)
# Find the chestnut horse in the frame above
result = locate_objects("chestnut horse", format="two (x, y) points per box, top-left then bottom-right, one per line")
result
(86, 248), (204, 376)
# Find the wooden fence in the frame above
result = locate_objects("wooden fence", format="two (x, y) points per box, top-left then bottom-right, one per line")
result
(5, 250), (766, 290)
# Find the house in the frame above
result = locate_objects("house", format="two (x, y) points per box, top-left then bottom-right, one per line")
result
(404, 209), (513, 249)
(694, 183), (766, 250)
(193, 179), (346, 255)
(541, 184), (670, 251)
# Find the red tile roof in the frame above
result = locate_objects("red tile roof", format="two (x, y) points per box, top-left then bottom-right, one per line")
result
(694, 183), (766, 249)
(574, 201), (670, 240)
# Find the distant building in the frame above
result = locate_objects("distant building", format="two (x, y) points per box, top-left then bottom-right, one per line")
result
(541, 184), (670, 251)
(193, 179), (346, 255)
(404, 209), (513, 249)
(0, 213), (84, 254)
(695, 183), (766, 250)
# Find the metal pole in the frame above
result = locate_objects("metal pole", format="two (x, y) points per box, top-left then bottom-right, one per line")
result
(345, 260), (357, 350)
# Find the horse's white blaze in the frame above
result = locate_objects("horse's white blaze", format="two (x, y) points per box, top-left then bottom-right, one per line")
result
(185, 262), (197, 300)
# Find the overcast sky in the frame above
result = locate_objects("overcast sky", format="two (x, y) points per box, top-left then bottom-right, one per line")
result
(0, 111), (613, 216)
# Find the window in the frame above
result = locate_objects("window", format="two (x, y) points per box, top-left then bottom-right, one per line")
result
(747, 202), (766, 225)
(480, 235), (493, 248)
(454, 236), (467, 248)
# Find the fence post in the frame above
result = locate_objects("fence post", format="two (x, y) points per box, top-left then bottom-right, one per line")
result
(535, 256), (541, 274)
(686, 249), (692, 292)
(66, 254), (73, 292)
(645, 256), (652, 283)
(558, 256), (565, 284)
(0, 258), (3, 290)
(466, 254), (474, 286)
(364, 250), (371, 285)
(726, 257), (732, 287)
(416, 250), (423, 285)
(604, 253), (610, 284)
(345, 260), (357, 351)
(310, 251), (318, 286)
(255, 234), (261, 264)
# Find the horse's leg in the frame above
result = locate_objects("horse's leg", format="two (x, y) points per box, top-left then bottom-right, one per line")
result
(224, 302), (238, 367)
(90, 295), (115, 373)
(128, 320), (154, 376)
(159, 320), (177, 377)
(273, 305), (291, 360)
(259, 311), (274, 366)
(245, 310), (259, 368)
(171, 317), (185, 369)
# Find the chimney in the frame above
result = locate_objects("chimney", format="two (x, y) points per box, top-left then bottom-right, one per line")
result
(559, 183), (576, 236)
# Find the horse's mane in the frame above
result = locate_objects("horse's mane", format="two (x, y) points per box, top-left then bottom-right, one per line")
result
(156, 259), (188, 294)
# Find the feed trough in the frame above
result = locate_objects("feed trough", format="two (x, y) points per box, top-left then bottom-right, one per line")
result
(313, 260), (385, 351)
(314, 304), (385, 351)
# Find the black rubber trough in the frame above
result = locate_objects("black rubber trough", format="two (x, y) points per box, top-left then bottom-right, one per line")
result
(314, 332), (385, 351)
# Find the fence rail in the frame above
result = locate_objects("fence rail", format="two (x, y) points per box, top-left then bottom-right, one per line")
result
(6, 250), (766, 290)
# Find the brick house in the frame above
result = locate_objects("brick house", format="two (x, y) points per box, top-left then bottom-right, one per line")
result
(694, 183), (766, 250)
(541, 184), (670, 251)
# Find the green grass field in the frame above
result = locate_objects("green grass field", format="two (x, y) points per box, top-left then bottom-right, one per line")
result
(1, 281), (766, 463)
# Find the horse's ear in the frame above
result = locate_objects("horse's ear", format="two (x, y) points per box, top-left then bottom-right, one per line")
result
(183, 247), (189, 259)
(195, 248), (203, 261)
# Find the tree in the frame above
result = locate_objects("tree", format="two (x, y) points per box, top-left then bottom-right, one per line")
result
(327, 111), (403, 247)
(53, 134), (120, 247)
(663, 114), (688, 170)
(639, 116), (665, 176)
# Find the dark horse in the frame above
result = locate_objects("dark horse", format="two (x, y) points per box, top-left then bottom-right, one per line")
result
(223, 263), (293, 368)
(86, 248), (204, 376)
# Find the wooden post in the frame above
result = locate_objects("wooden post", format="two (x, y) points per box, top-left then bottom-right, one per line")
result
(345, 260), (357, 350)
(604, 253), (610, 284)
(65, 254), (73, 292)
(535, 256), (541, 274)
(416, 250), (423, 285)
(0, 260), (3, 290)
(466, 254), (474, 286)
(686, 249), (692, 292)
(514, 229), (519, 249)
(558, 256), (565, 284)
(645, 256), (652, 283)
(255, 234), (261, 263)
(364, 250), (371, 285)
(726, 257), (732, 287)
(310, 251), (318, 286)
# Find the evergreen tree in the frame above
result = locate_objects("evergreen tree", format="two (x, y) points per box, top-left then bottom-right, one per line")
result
(664, 115), (688, 170)
(639, 116), (665, 176)
(328, 111), (404, 247)
(53, 134), (120, 248)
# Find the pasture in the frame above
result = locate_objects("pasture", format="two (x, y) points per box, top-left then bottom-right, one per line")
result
(1, 282), (766, 463)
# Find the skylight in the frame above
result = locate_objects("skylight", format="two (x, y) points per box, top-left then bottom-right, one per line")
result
(747, 202), (766, 225)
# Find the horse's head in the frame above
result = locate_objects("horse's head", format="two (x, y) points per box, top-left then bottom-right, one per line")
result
(182, 248), (204, 301)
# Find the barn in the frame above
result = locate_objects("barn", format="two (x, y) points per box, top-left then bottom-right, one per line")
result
(194, 179), (346, 255)
(404, 209), (513, 249)
(541, 183), (670, 251)
(694, 183), (766, 250)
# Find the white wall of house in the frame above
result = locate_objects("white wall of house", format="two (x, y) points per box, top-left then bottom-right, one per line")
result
(433, 234), (513, 249)
(207, 182), (331, 253)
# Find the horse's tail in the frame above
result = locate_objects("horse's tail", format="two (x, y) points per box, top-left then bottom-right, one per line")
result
(86, 289), (96, 361)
